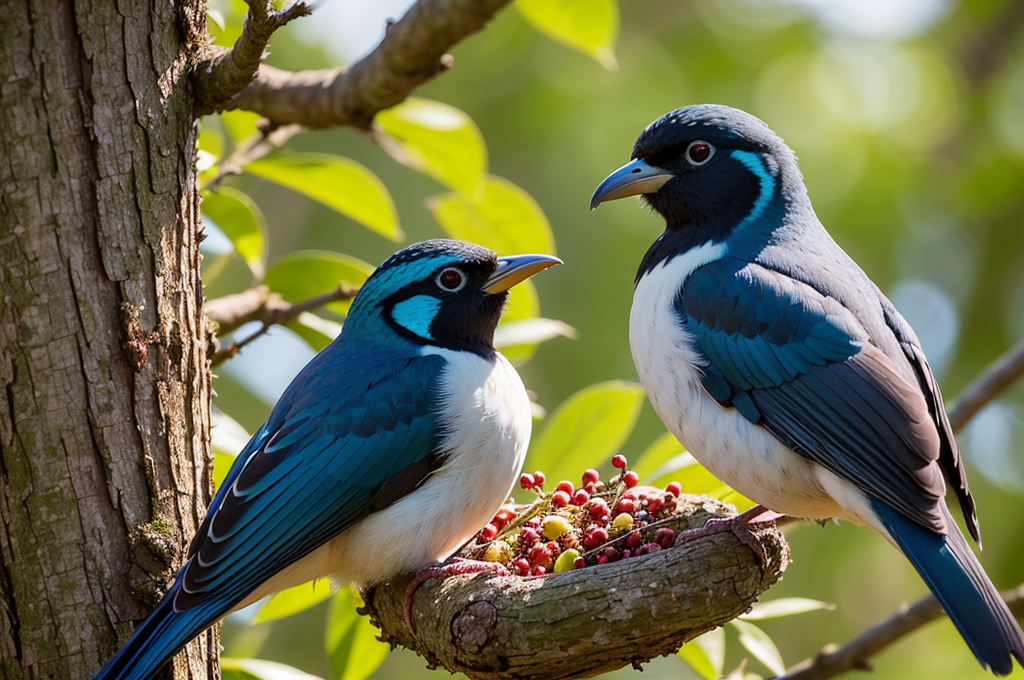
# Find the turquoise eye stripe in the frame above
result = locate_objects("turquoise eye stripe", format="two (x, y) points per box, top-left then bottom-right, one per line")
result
(730, 150), (775, 229)
(390, 295), (442, 340)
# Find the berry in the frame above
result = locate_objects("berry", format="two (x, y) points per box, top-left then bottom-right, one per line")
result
(495, 507), (517, 525)
(644, 542), (662, 554)
(588, 498), (610, 520)
(542, 515), (573, 540)
(583, 482), (596, 494)
(572, 489), (590, 506)
(551, 490), (571, 508)
(612, 512), (635, 530)
(655, 527), (676, 548)
(623, 470), (639, 488)
(646, 498), (663, 515)
(666, 481), (682, 497)
(483, 540), (513, 563)
(531, 565), (547, 576)
(626, 530), (643, 549)
(555, 480), (575, 495)
(573, 557), (587, 570)
(594, 481), (605, 492)
(616, 497), (636, 515)
(588, 527), (610, 546)
(533, 471), (546, 488)
(554, 548), (581, 573)
(480, 523), (498, 542)
(582, 469), (600, 485)
(513, 557), (531, 576)
(528, 544), (551, 566)
(612, 454), (627, 469)
(520, 473), (535, 490)
(520, 527), (539, 544)
(597, 555), (609, 564)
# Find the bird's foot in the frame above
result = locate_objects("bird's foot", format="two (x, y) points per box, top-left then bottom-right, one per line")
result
(403, 559), (511, 636)
(674, 505), (790, 568)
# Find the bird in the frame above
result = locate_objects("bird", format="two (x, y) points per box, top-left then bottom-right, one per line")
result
(92, 239), (560, 680)
(590, 104), (1024, 674)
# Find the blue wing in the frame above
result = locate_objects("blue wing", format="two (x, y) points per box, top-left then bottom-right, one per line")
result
(678, 257), (946, 532)
(94, 345), (446, 680)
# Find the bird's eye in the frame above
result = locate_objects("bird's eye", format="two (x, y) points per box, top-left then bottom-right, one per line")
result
(686, 141), (714, 166)
(436, 267), (466, 292)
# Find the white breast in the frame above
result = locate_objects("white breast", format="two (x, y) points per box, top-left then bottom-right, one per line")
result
(240, 348), (530, 605)
(630, 246), (865, 524)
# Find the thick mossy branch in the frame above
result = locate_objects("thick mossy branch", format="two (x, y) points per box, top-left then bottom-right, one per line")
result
(362, 496), (789, 680)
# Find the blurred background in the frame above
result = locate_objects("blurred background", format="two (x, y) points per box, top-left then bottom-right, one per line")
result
(201, 0), (1024, 678)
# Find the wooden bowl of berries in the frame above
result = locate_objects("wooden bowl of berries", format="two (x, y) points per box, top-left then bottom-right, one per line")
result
(361, 456), (789, 680)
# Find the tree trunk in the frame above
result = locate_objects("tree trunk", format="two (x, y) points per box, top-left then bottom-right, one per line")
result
(0, 1), (211, 678)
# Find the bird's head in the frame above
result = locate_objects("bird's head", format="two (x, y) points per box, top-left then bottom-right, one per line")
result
(591, 104), (807, 243)
(344, 239), (560, 355)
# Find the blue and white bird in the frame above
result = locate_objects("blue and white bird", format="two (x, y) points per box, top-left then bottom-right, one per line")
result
(591, 104), (1024, 674)
(93, 239), (559, 680)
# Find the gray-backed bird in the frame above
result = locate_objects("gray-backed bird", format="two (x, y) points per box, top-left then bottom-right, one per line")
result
(92, 239), (559, 680)
(591, 104), (1024, 674)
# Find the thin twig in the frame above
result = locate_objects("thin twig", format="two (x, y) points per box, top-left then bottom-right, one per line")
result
(208, 283), (358, 365)
(227, 0), (514, 128)
(204, 121), (303, 191)
(947, 336), (1024, 432)
(193, 0), (312, 117)
(776, 584), (1024, 680)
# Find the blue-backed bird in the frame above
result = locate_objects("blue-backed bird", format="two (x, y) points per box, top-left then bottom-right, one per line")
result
(591, 104), (1024, 674)
(92, 239), (560, 680)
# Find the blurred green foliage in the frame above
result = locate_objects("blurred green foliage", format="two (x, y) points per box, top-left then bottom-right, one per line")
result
(202, 0), (1024, 678)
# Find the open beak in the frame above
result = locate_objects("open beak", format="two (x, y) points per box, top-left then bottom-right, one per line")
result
(590, 158), (674, 210)
(483, 254), (562, 294)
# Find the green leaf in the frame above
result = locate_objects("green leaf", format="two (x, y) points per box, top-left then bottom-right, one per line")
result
(327, 588), (390, 680)
(263, 250), (374, 317)
(377, 98), (487, 195)
(515, 0), (619, 70)
(290, 311), (344, 352)
(633, 430), (685, 482)
(221, 658), (325, 680)
(741, 597), (835, 621)
(246, 154), (401, 240)
(678, 627), (725, 680)
(220, 109), (263, 144)
(495, 317), (576, 366)
(253, 578), (333, 623)
(730, 619), (786, 677)
(428, 175), (556, 256)
(202, 187), (268, 280)
(639, 439), (755, 510)
(527, 380), (644, 483)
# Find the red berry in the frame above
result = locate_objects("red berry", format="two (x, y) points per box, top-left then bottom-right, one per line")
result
(555, 480), (575, 495)
(626, 530), (643, 549)
(588, 498), (610, 520)
(666, 481), (682, 497)
(528, 544), (550, 565)
(597, 555), (609, 564)
(582, 469), (600, 485)
(655, 528), (676, 548)
(583, 482), (596, 494)
(533, 471), (546, 488)
(546, 540), (560, 556)
(520, 527), (539, 544)
(480, 523), (498, 541)
(591, 527), (609, 544)
(616, 497), (636, 515)
(623, 470), (639, 488)
(573, 489), (590, 505)
(513, 557), (530, 576)
(612, 454), (627, 469)
(573, 557), (587, 570)
(496, 507), (517, 524)
(531, 565), (547, 576)
(594, 481), (605, 491)
(520, 473), (535, 490)
(644, 542), (662, 553)
(647, 498), (663, 514)
(551, 490), (571, 507)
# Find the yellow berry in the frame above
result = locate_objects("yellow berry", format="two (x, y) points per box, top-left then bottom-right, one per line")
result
(542, 515), (573, 540)
(612, 512), (634, 530)
(553, 548), (581, 573)
(483, 540), (513, 563)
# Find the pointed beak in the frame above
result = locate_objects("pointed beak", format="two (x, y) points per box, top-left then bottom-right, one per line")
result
(590, 158), (674, 210)
(483, 254), (562, 294)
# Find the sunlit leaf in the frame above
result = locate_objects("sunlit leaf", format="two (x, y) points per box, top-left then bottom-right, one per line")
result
(495, 317), (576, 366)
(202, 187), (268, 281)
(633, 430), (685, 482)
(515, 0), (619, 70)
(642, 445), (755, 510)
(221, 658), (324, 680)
(428, 175), (556, 256)
(246, 154), (401, 240)
(377, 98), (487, 195)
(221, 109), (263, 144)
(254, 578), (333, 623)
(327, 588), (390, 680)
(527, 380), (644, 483)
(741, 597), (835, 621)
(290, 311), (343, 352)
(206, 0), (247, 48)
(263, 250), (373, 317)
(679, 627), (725, 680)
(730, 619), (786, 677)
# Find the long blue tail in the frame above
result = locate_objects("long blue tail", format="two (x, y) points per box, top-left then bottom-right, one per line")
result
(871, 499), (1024, 675)
(92, 581), (221, 680)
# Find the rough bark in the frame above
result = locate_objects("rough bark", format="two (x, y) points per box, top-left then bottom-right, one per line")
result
(0, 1), (211, 678)
(364, 497), (790, 680)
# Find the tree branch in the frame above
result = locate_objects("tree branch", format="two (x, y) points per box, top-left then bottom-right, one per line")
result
(362, 496), (790, 680)
(227, 0), (515, 128)
(947, 336), (1024, 431)
(777, 584), (1024, 680)
(194, 0), (312, 117)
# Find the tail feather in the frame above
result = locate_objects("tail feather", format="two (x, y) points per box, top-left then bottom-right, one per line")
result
(92, 582), (220, 680)
(872, 499), (1024, 675)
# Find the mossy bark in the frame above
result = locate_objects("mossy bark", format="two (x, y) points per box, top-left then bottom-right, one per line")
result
(0, 1), (211, 678)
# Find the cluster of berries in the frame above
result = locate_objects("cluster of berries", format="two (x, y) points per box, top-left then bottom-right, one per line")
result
(462, 455), (686, 576)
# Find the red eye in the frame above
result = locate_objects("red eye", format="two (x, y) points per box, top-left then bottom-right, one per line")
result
(436, 267), (465, 291)
(686, 141), (713, 165)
